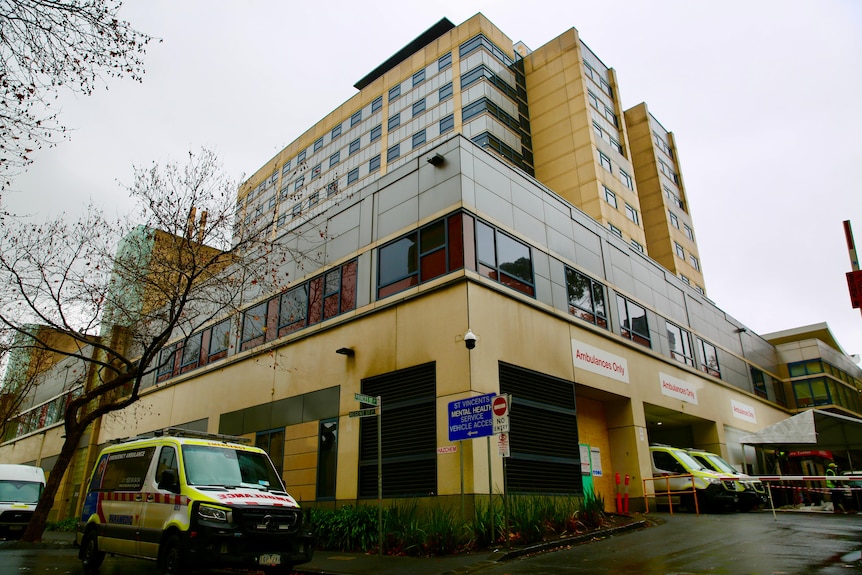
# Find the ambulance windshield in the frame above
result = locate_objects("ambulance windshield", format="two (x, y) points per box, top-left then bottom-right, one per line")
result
(182, 445), (285, 492)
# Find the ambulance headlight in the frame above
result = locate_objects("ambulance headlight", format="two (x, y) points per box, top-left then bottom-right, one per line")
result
(705, 477), (721, 485)
(198, 504), (231, 523)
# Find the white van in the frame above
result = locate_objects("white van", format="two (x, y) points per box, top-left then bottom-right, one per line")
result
(650, 445), (741, 511)
(0, 463), (46, 539)
(76, 430), (313, 575)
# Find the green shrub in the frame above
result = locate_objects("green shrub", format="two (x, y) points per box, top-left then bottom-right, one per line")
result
(309, 505), (378, 552)
(46, 517), (78, 532)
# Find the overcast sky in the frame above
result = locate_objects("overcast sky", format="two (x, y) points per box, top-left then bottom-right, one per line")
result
(5, 0), (862, 360)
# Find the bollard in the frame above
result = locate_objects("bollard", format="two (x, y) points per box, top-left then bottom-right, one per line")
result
(624, 474), (630, 514)
(615, 472), (622, 513)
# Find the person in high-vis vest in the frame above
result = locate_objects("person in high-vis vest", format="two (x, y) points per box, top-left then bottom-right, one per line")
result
(826, 462), (845, 514)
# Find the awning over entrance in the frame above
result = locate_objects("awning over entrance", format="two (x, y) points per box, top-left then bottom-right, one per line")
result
(739, 409), (862, 452)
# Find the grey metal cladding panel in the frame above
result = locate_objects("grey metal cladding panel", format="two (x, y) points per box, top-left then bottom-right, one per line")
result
(243, 403), (273, 434)
(548, 226), (575, 261)
(419, 176), (462, 220)
(460, 173), (477, 208)
(532, 250), (551, 289)
(543, 199), (575, 239)
(326, 226), (361, 265)
(472, 153), (512, 203)
(549, 274), (569, 314)
(607, 244), (635, 294)
(513, 207), (547, 247)
(271, 396), (304, 427)
(512, 180), (544, 220)
(721, 354), (752, 393)
(377, 195), (419, 239)
(377, 170), (419, 214)
(475, 182), (514, 228)
(302, 386), (340, 421)
(630, 259), (656, 307)
(359, 195), (374, 246)
(534, 273), (553, 308)
(175, 418), (208, 432)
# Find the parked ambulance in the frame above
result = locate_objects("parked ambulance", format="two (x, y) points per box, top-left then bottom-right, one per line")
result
(77, 430), (313, 575)
(0, 463), (46, 539)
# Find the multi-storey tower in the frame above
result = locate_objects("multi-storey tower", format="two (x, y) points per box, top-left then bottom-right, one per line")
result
(234, 14), (704, 289)
(625, 102), (705, 293)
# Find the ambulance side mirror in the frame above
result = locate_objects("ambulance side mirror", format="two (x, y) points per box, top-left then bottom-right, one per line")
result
(158, 469), (180, 494)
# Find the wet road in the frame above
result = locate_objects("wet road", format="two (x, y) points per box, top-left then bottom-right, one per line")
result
(480, 512), (862, 575)
(1, 512), (861, 574)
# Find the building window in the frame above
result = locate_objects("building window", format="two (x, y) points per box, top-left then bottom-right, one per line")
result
(369, 155), (381, 172)
(241, 301), (268, 345)
(331, 124), (342, 139)
(388, 113), (400, 131)
(370, 124), (382, 143)
(412, 129), (426, 149)
(631, 239), (644, 252)
(684, 224), (694, 241)
(412, 98), (426, 117)
(178, 333), (200, 368)
(377, 213), (466, 299)
(347, 167), (359, 185)
(308, 191), (319, 207)
(281, 161), (291, 176)
(617, 295), (650, 347)
(292, 202), (302, 216)
(438, 52), (452, 71)
(680, 274), (690, 285)
(565, 267), (607, 328)
(625, 204), (639, 225)
(317, 419), (338, 499)
(620, 169), (633, 190)
(598, 150), (611, 171)
(439, 82), (453, 101)
(326, 180), (338, 197)
(268, 196), (277, 209)
(600, 78), (613, 97)
(440, 113), (454, 134)
(350, 111), (362, 127)
(604, 106), (618, 127)
(604, 186), (617, 209)
(329, 151), (340, 168)
(674, 242), (685, 258)
(698, 339), (721, 378)
(312, 164), (321, 178)
(255, 428), (285, 477)
(588, 90), (599, 110)
(669, 211), (679, 229)
(388, 84), (400, 101)
(297, 150), (306, 163)
(157, 344), (177, 380)
(209, 319), (231, 359)
(412, 69), (426, 86)
(689, 254), (700, 271)
(277, 214), (286, 227)
(349, 138), (361, 156)
(751, 368), (768, 399)
(666, 321), (694, 366)
(313, 137), (323, 152)
(387, 143), (400, 163)
(476, 219), (535, 297)
(371, 96), (383, 115)
(294, 176), (305, 191)
(608, 223), (622, 238)
(278, 284), (308, 334)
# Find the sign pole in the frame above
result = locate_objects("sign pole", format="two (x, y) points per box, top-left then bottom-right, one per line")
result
(377, 395), (383, 556)
(459, 441), (465, 521)
(487, 435), (494, 545)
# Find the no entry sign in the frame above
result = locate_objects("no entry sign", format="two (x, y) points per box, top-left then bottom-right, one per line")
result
(492, 395), (508, 417)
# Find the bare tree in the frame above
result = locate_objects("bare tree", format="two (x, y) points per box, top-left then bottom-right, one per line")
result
(0, 0), (153, 188)
(0, 147), (318, 541)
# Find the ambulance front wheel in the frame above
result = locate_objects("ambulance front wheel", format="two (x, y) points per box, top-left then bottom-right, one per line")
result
(160, 534), (187, 575)
(80, 529), (105, 573)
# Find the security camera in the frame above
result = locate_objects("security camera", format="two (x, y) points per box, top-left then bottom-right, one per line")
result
(464, 329), (477, 350)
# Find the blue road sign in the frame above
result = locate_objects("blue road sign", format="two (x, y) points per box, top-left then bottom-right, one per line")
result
(448, 393), (496, 442)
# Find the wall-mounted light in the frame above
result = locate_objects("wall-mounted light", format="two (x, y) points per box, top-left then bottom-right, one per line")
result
(335, 347), (354, 356)
(427, 153), (445, 166)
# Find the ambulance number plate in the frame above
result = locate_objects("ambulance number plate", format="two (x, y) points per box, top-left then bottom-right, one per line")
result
(259, 554), (281, 566)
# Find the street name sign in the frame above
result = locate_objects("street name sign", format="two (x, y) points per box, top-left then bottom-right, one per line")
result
(349, 408), (378, 418)
(354, 393), (379, 406)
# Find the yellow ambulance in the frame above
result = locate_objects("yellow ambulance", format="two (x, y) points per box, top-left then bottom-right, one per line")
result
(76, 430), (313, 575)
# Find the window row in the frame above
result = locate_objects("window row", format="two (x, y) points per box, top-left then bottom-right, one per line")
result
(597, 149), (633, 190)
(154, 260), (358, 384)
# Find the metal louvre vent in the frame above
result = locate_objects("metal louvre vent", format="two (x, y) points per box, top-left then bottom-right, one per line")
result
(359, 363), (436, 498)
(499, 362), (581, 494)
